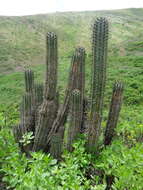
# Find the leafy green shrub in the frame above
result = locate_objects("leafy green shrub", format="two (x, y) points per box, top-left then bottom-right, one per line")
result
(1, 125), (92, 189)
(1, 121), (143, 190)
(1, 104), (143, 190)
(96, 140), (143, 190)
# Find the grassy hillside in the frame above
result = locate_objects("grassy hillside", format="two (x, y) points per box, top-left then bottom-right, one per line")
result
(0, 8), (143, 106)
(0, 55), (143, 107)
(0, 8), (143, 73)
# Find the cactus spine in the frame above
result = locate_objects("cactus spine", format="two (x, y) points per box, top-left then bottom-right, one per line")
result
(87, 18), (109, 152)
(104, 82), (123, 146)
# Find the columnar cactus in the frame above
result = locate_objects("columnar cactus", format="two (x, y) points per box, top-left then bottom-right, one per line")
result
(47, 47), (85, 145)
(72, 47), (85, 92)
(72, 47), (85, 130)
(20, 94), (32, 134)
(25, 69), (34, 93)
(19, 94), (34, 153)
(87, 17), (109, 152)
(104, 82), (123, 146)
(50, 126), (65, 159)
(80, 97), (90, 133)
(13, 70), (35, 153)
(44, 32), (58, 100)
(33, 32), (58, 151)
(91, 17), (109, 118)
(67, 89), (82, 151)
(20, 70), (35, 135)
(34, 83), (44, 128)
(34, 83), (43, 106)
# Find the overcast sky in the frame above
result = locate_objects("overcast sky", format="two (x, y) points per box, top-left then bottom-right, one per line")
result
(0, 0), (143, 16)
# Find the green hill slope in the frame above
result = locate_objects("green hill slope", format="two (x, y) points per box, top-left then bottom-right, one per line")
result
(0, 8), (143, 73)
(0, 8), (143, 106)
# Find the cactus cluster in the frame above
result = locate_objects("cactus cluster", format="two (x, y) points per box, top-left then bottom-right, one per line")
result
(14, 18), (123, 158)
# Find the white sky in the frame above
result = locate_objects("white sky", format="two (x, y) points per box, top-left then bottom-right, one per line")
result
(0, 0), (143, 16)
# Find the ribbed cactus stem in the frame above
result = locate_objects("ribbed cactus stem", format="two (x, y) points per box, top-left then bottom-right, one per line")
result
(67, 89), (82, 151)
(91, 17), (108, 116)
(81, 97), (90, 133)
(34, 83), (44, 106)
(25, 69), (34, 93)
(34, 83), (44, 129)
(44, 32), (58, 100)
(47, 47), (85, 146)
(54, 91), (59, 118)
(73, 47), (85, 131)
(50, 126), (65, 159)
(33, 32), (58, 152)
(13, 70), (35, 153)
(104, 82), (123, 146)
(19, 93), (34, 153)
(20, 94), (33, 134)
(24, 69), (35, 131)
(87, 17), (109, 152)
(72, 47), (85, 92)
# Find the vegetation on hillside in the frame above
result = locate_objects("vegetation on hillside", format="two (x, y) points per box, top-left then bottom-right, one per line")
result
(1, 109), (143, 189)
(0, 8), (143, 73)
(0, 9), (143, 190)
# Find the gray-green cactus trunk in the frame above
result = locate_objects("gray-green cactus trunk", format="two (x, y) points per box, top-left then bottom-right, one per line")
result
(87, 18), (109, 152)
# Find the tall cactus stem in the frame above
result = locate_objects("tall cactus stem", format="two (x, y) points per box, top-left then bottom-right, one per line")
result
(87, 17), (109, 152)
(104, 82), (123, 146)
(44, 32), (58, 100)
(34, 83), (44, 106)
(50, 126), (65, 159)
(47, 47), (85, 146)
(25, 69), (34, 93)
(33, 32), (58, 152)
(34, 83), (44, 129)
(19, 94), (34, 153)
(91, 17), (108, 116)
(67, 89), (82, 151)
(80, 97), (90, 133)
(20, 94), (33, 135)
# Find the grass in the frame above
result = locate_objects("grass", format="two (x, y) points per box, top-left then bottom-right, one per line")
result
(1, 55), (143, 107)
(1, 8), (143, 73)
